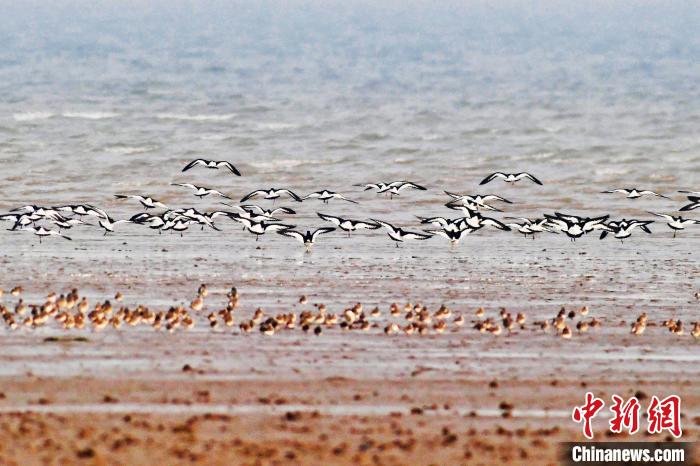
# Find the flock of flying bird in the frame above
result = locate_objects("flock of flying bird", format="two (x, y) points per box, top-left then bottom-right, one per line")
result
(2, 160), (700, 250)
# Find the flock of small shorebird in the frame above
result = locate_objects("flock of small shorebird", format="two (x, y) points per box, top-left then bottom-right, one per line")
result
(2, 283), (700, 339)
(2, 158), (700, 249)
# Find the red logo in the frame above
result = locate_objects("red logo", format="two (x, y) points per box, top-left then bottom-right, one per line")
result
(572, 392), (605, 439)
(609, 395), (640, 434)
(647, 395), (682, 438)
(572, 393), (682, 439)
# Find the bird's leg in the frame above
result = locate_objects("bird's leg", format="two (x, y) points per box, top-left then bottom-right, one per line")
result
(256, 235), (259, 242)
(673, 231), (677, 238)
(395, 243), (399, 248)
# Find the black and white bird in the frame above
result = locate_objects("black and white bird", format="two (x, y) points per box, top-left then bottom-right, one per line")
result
(544, 213), (609, 241)
(302, 190), (358, 204)
(599, 219), (653, 242)
(130, 213), (167, 233)
(14, 205), (69, 222)
(240, 188), (302, 203)
(172, 183), (230, 199)
(356, 182), (390, 192)
(648, 212), (700, 237)
(51, 218), (89, 231)
(503, 217), (556, 239)
(601, 188), (669, 199)
(239, 204), (296, 217)
(278, 227), (336, 252)
(377, 181), (427, 198)
(443, 205), (511, 231)
(679, 195), (700, 212)
(182, 159), (241, 176)
(115, 195), (167, 209)
(479, 172), (542, 185)
(370, 219), (432, 247)
(236, 217), (294, 241)
(317, 213), (380, 236)
(1, 213), (41, 230)
(220, 205), (278, 224)
(416, 216), (467, 233)
(98, 216), (131, 235)
(445, 191), (511, 211)
(19, 226), (72, 242)
(424, 228), (473, 247)
(53, 204), (107, 219)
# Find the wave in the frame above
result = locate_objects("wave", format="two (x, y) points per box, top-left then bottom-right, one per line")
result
(254, 122), (299, 131)
(13, 112), (54, 122)
(104, 144), (158, 155)
(156, 113), (236, 122)
(63, 111), (120, 120)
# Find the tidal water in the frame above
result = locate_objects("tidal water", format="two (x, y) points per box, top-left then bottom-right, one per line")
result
(0, 1), (699, 315)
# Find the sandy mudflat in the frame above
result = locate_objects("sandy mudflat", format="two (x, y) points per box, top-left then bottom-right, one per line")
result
(1, 313), (699, 465)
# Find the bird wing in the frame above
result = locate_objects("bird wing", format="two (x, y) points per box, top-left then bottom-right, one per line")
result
(338, 194), (359, 204)
(482, 194), (512, 203)
(182, 159), (207, 172)
(479, 172), (507, 185)
(311, 227), (336, 240)
(271, 207), (296, 215)
(173, 183), (196, 190)
(278, 229), (306, 243)
(354, 220), (380, 230)
(648, 212), (673, 221)
(397, 182), (426, 191)
(403, 231), (432, 240)
(217, 161), (241, 176)
(424, 229), (449, 239)
(317, 213), (341, 226)
(480, 217), (511, 231)
(516, 173), (543, 185)
(369, 219), (396, 233)
(240, 190), (266, 202)
(281, 189), (302, 201)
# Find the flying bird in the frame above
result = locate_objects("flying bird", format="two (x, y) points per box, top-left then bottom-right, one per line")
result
(278, 227), (336, 252)
(182, 159), (241, 176)
(371, 219), (432, 247)
(235, 217), (294, 241)
(240, 188), (302, 203)
(601, 189), (669, 199)
(479, 172), (542, 185)
(115, 195), (167, 209)
(317, 213), (379, 236)
(172, 183), (230, 199)
(680, 195), (700, 212)
(377, 181), (427, 198)
(424, 228), (473, 247)
(302, 190), (358, 204)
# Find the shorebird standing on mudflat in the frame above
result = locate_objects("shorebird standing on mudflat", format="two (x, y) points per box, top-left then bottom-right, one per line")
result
(18, 226), (72, 242)
(599, 219), (654, 243)
(648, 212), (700, 237)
